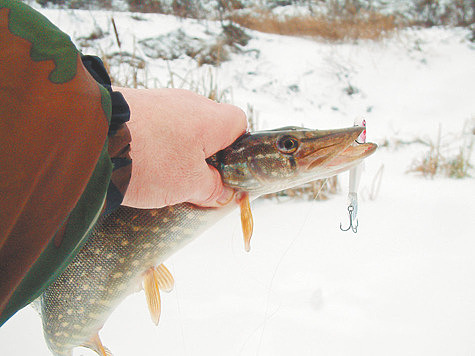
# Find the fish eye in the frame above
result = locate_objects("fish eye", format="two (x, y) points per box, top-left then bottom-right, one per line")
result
(277, 136), (298, 154)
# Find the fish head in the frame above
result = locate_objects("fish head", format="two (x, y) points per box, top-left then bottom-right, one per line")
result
(209, 126), (377, 197)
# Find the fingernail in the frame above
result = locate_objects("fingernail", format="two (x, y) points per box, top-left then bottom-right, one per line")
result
(216, 187), (235, 206)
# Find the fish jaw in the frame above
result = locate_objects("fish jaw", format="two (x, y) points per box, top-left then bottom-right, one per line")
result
(294, 126), (376, 174)
(214, 126), (377, 196)
(323, 140), (378, 175)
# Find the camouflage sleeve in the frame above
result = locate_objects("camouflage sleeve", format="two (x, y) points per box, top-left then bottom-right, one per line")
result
(81, 55), (132, 216)
(0, 0), (131, 325)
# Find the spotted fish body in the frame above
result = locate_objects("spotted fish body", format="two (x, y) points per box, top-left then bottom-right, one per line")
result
(41, 203), (233, 355)
(40, 127), (377, 355)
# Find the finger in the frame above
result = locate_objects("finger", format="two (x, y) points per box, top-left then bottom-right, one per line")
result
(201, 103), (248, 158)
(188, 164), (235, 207)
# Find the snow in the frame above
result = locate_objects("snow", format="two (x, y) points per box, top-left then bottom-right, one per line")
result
(1, 6), (474, 356)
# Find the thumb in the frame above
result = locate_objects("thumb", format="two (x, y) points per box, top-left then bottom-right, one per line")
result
(188, 164), (235, 207)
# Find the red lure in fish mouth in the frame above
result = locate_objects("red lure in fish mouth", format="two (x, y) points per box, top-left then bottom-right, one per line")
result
(292, 126), (370, 171)
(292, 126), (377, 182)
(212, 126), (377, 197)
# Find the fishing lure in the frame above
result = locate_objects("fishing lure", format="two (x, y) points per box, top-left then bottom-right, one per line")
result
(340, 118), (366, 233)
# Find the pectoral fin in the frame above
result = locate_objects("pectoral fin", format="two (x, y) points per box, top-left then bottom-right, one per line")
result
(238, 193), (254, 252)
(82, 333), (112, 356)
(143, 267), (161, 326)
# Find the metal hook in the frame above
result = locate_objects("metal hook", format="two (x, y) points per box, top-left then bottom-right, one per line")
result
(340, 205), (358, 233)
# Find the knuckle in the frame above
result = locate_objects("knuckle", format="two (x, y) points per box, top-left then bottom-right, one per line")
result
(220, 104), (248, 130)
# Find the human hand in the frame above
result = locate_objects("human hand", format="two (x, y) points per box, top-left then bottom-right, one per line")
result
(117, 88), (247, 209)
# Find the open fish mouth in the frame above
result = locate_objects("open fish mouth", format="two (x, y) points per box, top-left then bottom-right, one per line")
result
(325, 141), (377, 170)
(295, 126), (377, 179)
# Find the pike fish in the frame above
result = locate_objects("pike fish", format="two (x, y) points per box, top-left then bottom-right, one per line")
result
(39, 126), (377, 355)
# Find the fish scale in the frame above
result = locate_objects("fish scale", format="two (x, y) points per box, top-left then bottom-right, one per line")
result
(41, 203), (233, 355)
(39, 126), (377, 355)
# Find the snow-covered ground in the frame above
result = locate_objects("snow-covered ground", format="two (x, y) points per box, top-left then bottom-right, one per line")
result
(1, 6), (475, 356)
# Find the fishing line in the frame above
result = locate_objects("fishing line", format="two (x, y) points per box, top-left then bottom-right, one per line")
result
(255, 178), (330, 355)
(170, 262), (189, 356)
(237, 307), (280, 356)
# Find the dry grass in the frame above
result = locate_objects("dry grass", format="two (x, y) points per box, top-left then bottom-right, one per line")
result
(409, 145), (473, 179)
(230, 9), (398, 41)
(246, 103), (258, 132)
(409, 143), (441, 177)
(444, 147), (473, 178)
(164, 66), (232, 102)
(101, 51), (148, 88)
(408, 125), (473, 179)
(263, 176), (339, 201)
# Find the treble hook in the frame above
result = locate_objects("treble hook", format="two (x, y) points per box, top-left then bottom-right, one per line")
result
(340, 205), (358, 233)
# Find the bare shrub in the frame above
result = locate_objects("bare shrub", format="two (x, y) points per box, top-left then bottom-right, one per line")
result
(77, 26), (107, 48)
(36, 0), (111, 9)
(126, 0), (163, 13)
(414, 0), (474, 26)
(139, 24), (249, 67)
(222, 23), (251, 47)
(217, 0), (244, 13)
(452, 0), (474, 25)
(196, 40), (230, 66)
(414, 0), (443, 26)
(36, 0), (65, 6)
(172, 0), (200, 18)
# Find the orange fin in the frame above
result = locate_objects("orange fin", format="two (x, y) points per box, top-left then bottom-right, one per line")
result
(156, 264), (174, 292)
(238, 193), (254, 252)
(82, 333), (112, 356)
(143, 267), (161, 326)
